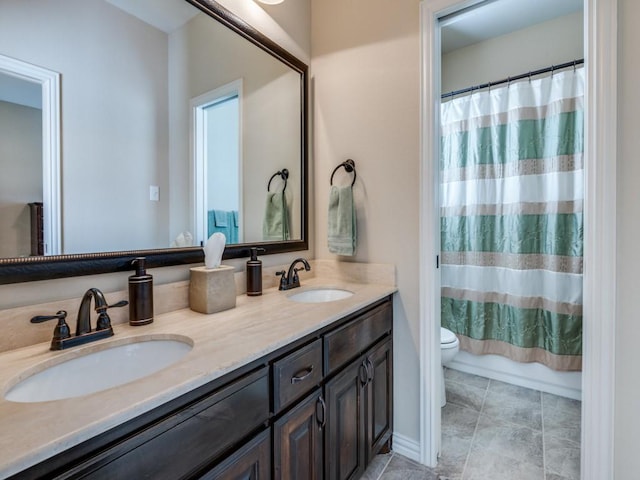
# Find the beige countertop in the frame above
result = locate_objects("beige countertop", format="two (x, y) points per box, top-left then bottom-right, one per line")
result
(0, 277), (396, 478)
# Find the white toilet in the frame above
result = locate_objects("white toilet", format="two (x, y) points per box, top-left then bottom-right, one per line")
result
(440, 327), (460, 407)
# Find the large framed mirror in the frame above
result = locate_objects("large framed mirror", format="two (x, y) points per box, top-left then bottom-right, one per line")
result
(0, 0), (308, 284)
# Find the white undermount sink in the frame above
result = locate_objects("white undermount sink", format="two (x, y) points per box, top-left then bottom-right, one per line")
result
(287, 288), (354, 303)
(4, 337), (193, 403)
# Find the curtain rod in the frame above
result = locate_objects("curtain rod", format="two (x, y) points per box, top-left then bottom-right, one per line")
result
(441, 58), (584, 99)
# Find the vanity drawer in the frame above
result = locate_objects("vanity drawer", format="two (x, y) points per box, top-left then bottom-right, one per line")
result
(324, 300), (392, 376)
(274, 338), (323, 412)
(75, 368), (269, 480)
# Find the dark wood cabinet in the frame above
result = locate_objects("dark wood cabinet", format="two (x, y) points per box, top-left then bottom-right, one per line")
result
(60, 368), (270, 480)
(200, 429), (271, 480)
(274, 389), (324, 480)
(324, 338), (393, 480)
(13, 296), (393, 480)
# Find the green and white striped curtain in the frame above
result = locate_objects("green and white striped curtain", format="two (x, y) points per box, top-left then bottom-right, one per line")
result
(440, 68), (584, 371)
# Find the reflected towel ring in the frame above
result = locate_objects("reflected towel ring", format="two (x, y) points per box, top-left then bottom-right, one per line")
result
(268, 169), (289, 192)
(330, 159), (356, 187)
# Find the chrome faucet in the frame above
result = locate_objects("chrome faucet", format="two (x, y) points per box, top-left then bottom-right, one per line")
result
(276, 258), (311, 291)
(31, 288), (128, 350)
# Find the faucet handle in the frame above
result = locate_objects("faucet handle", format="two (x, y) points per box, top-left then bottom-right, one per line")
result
(96, 312), (112, 331)
(275, 270), (287, 290)
(95, 299), (127, 331)
(31, 310), (68, 324)
(97, 299), (128, 330)
(107, 300), (128, 309)
(31, 310), (71, 343)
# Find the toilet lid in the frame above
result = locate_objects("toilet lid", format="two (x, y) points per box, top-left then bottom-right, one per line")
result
(441, 327), (457, 345)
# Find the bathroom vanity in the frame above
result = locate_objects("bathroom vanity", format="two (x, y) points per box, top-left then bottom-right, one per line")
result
(0, 278), (395, 479)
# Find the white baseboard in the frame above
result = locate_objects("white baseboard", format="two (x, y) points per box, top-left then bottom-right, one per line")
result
(392, 432), (421, 463)
(450, 351), (582, 400)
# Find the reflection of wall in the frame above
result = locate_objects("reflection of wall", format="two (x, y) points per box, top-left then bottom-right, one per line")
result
(216, 0), (311, 64)
(169, 13), (301, 245)
(0, 0), (169, 253)
(441, 12), (583, 93)
(0, 101), (42, 257)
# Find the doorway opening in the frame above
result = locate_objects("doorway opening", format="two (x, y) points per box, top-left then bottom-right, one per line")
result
(0, 54), (60, 256)
(419, 0), (617, 478)
(192, 79), (243, 246)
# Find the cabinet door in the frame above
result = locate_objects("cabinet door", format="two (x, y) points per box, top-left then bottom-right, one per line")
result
(365, 338), (393, 461)
(324, 360), (367, 480)
(274, 389), (324, 480)
(199, 429), (271, 480)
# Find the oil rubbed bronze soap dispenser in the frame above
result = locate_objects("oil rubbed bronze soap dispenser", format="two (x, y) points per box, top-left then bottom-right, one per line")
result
(129, 257), (154, 326)
(246, 247), (266, 296)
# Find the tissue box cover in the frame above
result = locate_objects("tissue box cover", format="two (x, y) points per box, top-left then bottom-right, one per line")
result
(189, 265), (236, 314)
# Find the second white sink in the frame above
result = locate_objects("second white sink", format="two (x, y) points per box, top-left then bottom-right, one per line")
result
(287, 288), (354, 303)
(4, 336), (193, 403)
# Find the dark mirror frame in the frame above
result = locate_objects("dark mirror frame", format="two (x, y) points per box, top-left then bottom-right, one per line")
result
(0, 0), (308, 285)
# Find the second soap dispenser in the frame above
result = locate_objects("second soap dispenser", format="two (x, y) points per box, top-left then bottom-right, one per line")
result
(129, 257), (154, 326)
(246, 247), (266, 296)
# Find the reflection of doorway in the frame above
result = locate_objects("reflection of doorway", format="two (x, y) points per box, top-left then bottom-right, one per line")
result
(0, 54), (60, 256)
(419, 1), (617, 479)
(192, 79), (243, 246)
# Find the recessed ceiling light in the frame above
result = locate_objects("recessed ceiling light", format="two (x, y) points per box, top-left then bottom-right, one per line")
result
(256, 0), (285, 4)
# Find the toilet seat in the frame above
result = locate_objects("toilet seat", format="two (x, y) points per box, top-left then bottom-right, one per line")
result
(440, 327), (458, 346)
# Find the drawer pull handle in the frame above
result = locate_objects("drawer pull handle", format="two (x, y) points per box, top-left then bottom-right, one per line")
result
(291, 366), (314, 384)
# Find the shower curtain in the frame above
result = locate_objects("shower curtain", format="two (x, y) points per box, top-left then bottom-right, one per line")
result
(440, 68), (584, 371)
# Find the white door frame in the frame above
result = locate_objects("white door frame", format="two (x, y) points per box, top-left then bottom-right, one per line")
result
(418, 1), (618, 478)
(0, 54), (61, 255)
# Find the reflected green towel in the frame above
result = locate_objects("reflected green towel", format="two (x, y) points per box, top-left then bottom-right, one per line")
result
(263, 192), (290, 241)
(328, 185), (356, 256)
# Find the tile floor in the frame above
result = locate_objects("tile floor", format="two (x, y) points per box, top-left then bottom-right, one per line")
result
(362, 368), (581, 480)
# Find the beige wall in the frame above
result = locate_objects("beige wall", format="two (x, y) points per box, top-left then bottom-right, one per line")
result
(312, 0), (422, 442)
(312, 0), (640, 476)
(0, 101), (42, 258)
(442, 11), (583, 93)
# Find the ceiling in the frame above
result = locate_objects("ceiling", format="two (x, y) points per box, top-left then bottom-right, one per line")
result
(104, 0), (199, 34)
(441, 0), (583, 53)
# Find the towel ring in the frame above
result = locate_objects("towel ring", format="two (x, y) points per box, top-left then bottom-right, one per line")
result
(268, 169), (289, 193)
(330, 159), (356, 187)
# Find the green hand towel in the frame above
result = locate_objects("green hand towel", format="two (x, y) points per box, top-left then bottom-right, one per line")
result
(263, 192), (290, 241)
(328, 185), (356, 256)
